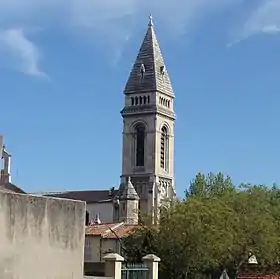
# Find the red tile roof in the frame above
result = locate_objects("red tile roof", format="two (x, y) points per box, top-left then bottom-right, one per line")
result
(86, 223), (119, 236)
(85, 223), (139, 239)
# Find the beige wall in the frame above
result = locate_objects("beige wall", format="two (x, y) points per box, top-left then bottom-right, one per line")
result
(87, 202), (114, 223)
(0, 190), (86, 279)
(85, 235), (100, 263)
(85, 236), (119, 263)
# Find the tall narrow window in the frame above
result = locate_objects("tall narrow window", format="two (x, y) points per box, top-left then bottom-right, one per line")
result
(135, 124), (145, 166)
(160, 126), (168, 169)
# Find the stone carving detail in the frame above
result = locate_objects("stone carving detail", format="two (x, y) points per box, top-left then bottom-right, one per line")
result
(157, 107), (176, 119)
(158, 178), (172, 199)
(121, 105), (155, 115)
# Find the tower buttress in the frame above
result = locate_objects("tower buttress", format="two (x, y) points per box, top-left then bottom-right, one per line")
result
(119, 177), (139, 224)
(119, 15), (176, 223)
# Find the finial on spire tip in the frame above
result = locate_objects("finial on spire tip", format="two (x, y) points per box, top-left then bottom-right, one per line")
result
(148, 14), (153, 27)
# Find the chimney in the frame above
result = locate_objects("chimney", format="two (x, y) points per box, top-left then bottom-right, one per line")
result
(1, 145), (11, 184)
(94, 214), (101, 224)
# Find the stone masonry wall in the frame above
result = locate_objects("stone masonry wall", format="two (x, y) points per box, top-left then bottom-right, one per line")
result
(0, 190), (86, 279)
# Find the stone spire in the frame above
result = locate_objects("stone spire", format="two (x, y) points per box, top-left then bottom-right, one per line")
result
(120, 177), (139, 201)
(119, 177), (139, 224)
(124, 15), (174, 97)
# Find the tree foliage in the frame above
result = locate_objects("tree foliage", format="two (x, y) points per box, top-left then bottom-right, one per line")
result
(186, 172), (235, 198)
(123, 173), (280, 279)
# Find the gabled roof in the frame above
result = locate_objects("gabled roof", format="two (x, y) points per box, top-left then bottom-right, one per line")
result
(0, 182), (26, 194)
(120, 177), (139, 200)
(45, 189), (119, 203)
(124, 16), (174, 97)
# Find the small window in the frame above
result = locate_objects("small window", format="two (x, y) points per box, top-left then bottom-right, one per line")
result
(160, 126), (168, 169)
(143, 96), (147, 104)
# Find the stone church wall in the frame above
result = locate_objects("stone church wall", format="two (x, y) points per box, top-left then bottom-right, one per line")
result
(0, 190), (86, 279)
(87, 202), (114, 223)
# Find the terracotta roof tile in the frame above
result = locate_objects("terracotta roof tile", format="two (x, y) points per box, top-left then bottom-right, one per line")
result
(85, 223), (118, 236)
(104, 224), (139, 239)
(85, 223), (139, 239)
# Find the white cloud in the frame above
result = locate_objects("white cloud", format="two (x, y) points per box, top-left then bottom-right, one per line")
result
(229, 0), (280, 45)
(0, 28), (47, 78)
(0, 0), (242, 29)
(0, 0), (245, 71)
(0, 0), (244, 38)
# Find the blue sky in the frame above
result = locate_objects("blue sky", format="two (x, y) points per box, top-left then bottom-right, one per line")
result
(0, 0), (280, 197)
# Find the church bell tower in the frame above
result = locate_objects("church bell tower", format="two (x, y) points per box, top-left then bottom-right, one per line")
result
(119, 16), (176, 223)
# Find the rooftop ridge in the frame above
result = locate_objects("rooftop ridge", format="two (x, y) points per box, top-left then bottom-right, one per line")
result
(103, 222), (124, 237)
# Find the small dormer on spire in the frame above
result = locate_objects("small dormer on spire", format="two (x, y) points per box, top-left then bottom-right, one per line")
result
(160, 65), (166, 75)
(140, 63), (146, 79)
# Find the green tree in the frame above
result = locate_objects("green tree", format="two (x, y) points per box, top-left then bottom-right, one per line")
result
(157, 197), (235, 279)
(123, 224), (159, 262)
(124, 197), (234, 279)
(124, 173), (280, 279)
(186, 172), (235, 198)
(217, 186), (279, 276)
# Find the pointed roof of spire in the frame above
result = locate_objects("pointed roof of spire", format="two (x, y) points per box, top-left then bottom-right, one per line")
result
(124, 15), (174, 96)
(120, 177), (139, 200)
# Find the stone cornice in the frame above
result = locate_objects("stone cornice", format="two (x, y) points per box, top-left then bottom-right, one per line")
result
(121, 106), (176, 120)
